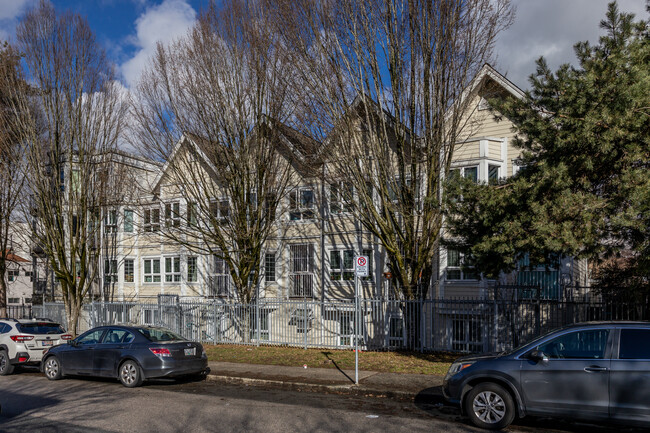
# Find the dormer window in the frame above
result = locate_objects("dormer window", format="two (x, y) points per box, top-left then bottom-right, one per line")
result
(289, 187), (315, 221)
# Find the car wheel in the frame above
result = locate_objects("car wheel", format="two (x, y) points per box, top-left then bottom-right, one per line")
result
(119, 360), (143, 388)
(0, 350), (15, 376)
(43, 356), (62, 380)
(464, 382), (515, 430)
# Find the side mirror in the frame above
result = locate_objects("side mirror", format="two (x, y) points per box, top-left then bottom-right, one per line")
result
(528, 350), (549, 363)
(68, 340), (78, 347)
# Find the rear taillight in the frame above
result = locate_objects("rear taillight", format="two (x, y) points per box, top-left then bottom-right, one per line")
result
(10, 335), (34, 342)
(149, 348), (171, 357)
(61, 334), (72, 340)
(18, 357), (29, 363)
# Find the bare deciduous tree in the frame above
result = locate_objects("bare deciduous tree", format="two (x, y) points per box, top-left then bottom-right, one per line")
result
(7, 1), (126, 334)
(269, 0), (514, 344)
(0, 42), (29, 317)
(130, 0), (298, 306)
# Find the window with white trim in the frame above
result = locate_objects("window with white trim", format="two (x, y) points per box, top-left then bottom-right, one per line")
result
(165, 202), (180, 228)
(187, 203), (198, 228)
(143, 207), (160, 232)
(7, 270), (19, 282)
(289, 187), (315, 221)
(450, 166), (478, 183)
(210, 199), (230, 224)
(209, 255), (230, 296)
(164, 257), (181, 283)
(124, 259), (134, 283)
(105, 209), (118, 233)
(187, 257), (198, 283)
(143, 258), (161, 283)
(446, 248), (478, 280)
(104, 259), (117, 284)
(330, 250), (354, 281)
(329, 181), (353, 214)
(488, 164), (500, 182)
(124, 209), (134, 233)
(264, 252), (276, 283)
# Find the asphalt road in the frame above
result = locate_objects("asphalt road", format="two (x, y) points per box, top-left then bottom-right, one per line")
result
(0, 368), (644, 433)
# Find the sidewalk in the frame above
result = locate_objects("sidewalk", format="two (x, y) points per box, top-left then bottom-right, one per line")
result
(206, 361), (445, 401)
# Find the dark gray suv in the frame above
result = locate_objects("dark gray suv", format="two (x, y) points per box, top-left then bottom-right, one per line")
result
(443, 322), (650, 430)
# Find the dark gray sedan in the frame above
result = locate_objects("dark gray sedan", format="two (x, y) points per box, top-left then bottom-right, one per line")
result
(41, 325), (209, 387)
(443, 322), (650, 430)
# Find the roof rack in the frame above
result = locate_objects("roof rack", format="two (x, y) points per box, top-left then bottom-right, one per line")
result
(33, 317), (54, 322)
(0, 318), (19, 322)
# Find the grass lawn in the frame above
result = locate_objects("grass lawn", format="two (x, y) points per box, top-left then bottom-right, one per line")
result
(204, 344), (457, 376)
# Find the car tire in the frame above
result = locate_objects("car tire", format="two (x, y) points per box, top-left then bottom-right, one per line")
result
(464, 382), (516, 430)
(119, 360), (143, 388)
(43, 356), (63, 380)
(0, 350), (14, 376)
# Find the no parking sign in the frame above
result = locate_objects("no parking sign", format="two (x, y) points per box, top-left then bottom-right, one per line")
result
(355, 255), (368, 277)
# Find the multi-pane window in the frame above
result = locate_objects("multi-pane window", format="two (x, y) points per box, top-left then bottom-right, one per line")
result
(124, 209), (134, 233)
(187, 257), (198, 283)
(209, 255), (229, 296)
(8, 297), (20, 304)
(210, 199), (230, 224)
(7, 270), (19, 282)
(446, 248), (478, 280)
(165, 202), (180, 228)
(330, 181), (353, 214)
(449, 166), (479, 183)
(264, 252), (276, 283)
(187, 203), (198, 227)
(330, 250), (355, 281)
(144, 208), (160, 232)
(105, 210), (118, 233)
(104, 259), (117, 284)
(361, 248), (373, 281)
(124, 259), (134, 283)
(143, 258), (161, 283)
(165, 257), (181, 282)
(289, 244), (314, 297)
(289, 188), (315, 221)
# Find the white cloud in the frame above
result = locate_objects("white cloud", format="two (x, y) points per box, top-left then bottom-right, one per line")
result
(120, 0), (196, 88)
(0, 0), (33, 42)
(494, 0), (648, 89)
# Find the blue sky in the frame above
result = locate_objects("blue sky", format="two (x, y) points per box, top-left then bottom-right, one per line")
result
(0, 0), (647, 91)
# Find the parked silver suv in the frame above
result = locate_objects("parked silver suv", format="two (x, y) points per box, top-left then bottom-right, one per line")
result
(0, 318), (71, 375)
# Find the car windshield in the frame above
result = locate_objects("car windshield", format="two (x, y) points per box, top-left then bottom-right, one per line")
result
(16, 322), (66, 335)
(136, 327), (185, 342)
(500, 328), (565, 356)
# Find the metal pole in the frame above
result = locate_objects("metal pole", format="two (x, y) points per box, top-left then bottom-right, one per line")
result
(354, 273), (359, 385)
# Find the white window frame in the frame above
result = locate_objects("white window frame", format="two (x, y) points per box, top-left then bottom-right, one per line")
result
(449, 166), (479, 183)
(7, 269), (19, 282)
(165, 202), (181, 228)
(450, 318), (484, 352)
(143, 258), (161, 283)
(329, 249), (355, 282)
(329, 181), (353, 215)
(264, 252), (276, 283)
(124, 209), (134, 233)
(210, 198), (230, 224)
(289, 244), (314, 297)
(104, 259), (118, 284)
(446, 248), (478, 281)
(143, 207), (160, 232)
(164, 256), (181, 283)
(104, 209), (118, 233)
(209, 254), (230, 297)
(187, 256), (198, 283)
(289, 187), (315, 221)
(123, 258), (134, 283)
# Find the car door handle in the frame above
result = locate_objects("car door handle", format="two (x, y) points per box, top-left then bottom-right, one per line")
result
(584, 366), (608, 372)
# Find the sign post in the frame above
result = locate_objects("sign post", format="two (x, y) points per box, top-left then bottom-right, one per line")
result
(354, 256), (368, 385)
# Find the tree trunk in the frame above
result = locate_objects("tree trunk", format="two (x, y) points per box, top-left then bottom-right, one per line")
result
(0, 276), (7, 317)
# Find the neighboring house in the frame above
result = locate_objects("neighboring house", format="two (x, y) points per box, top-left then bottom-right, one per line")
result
(4, 251), (33, 306)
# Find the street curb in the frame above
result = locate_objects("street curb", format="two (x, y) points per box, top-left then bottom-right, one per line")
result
(205, 374), (439, 401)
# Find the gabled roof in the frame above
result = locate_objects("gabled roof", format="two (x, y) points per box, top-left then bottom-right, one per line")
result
(152, 119), (324, 192)
(4, 250), (29, 263)
(458, 63), (526, 106)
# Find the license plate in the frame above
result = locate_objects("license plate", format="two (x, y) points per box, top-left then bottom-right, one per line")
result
(42, 341), (53, 347)
(184, 348), (195, 356)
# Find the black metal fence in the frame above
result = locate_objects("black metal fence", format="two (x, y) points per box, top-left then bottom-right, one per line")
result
(33, 290), (650, 353)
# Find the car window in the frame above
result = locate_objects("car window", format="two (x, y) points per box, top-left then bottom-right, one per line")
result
(136, 327), (185, 342)
(0, 323), (9, 334)
(101, 329), (134, 344)
(537, 329), (610, 359)
(76, 329), (104, 345)
(619, 329), (650, 360)
(16, 322), (66, 335)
